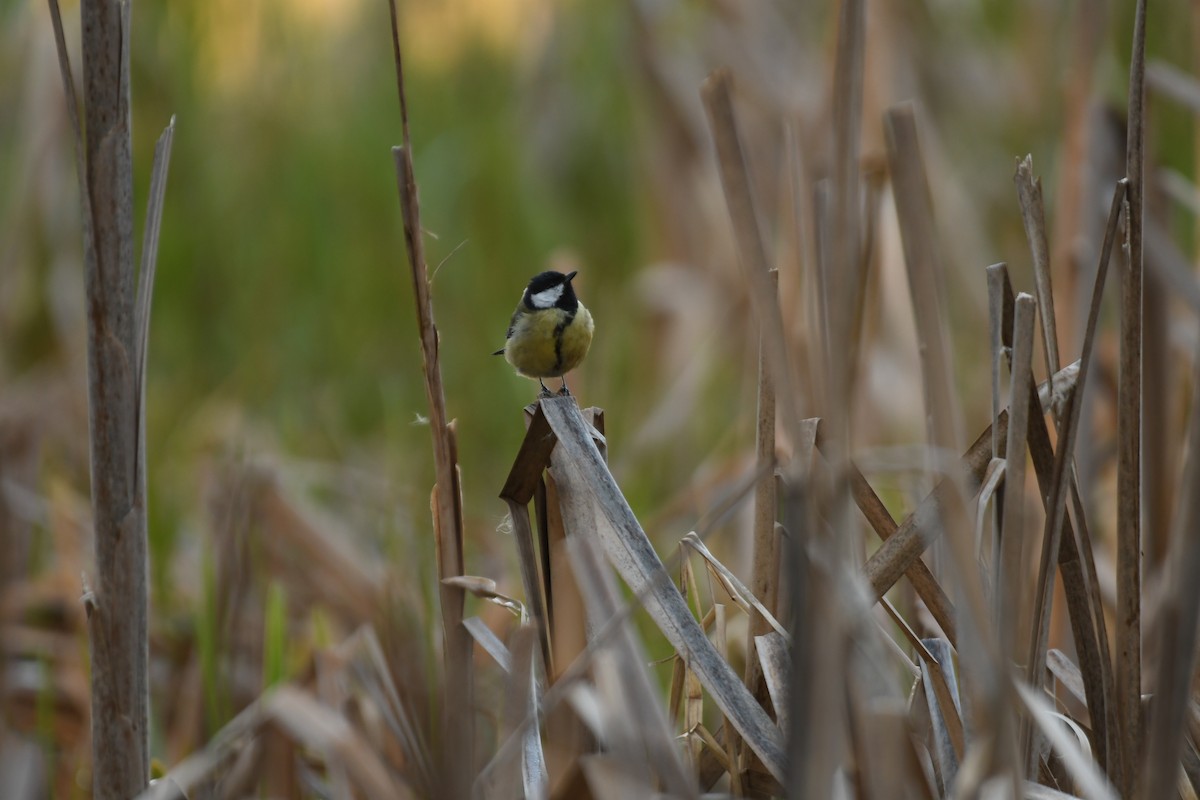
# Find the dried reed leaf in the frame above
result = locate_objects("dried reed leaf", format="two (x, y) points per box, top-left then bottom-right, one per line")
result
(350, 627), (435, 792)
(691, 724), (732, 775)
(512, 630), (548, 800)
(265, 687), (413, 798)
(920, 638), (964, 788)
(463, 616), (513, 674)
(138, 700), (269, 799)
(713, 604), (743, 795)
(442, 576), (525, 618)
(680, 532), (787, 640)
(878, 600), (964, 767)
(563, 527), (694, 796)
(1046, 650), (1087, 711)
(503, 499), (552, 671)
(541, 397), (785, 783)
(754, 633), (790, 733)
(974, 458), (1006, 567)
(1015, 682), (1116, 800)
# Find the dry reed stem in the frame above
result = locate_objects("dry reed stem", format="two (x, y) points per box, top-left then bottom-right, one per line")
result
(1002, 294), (1037, 770)
(1014, 157), (1061, 383)
(987, 264), (1008, 550)
(46, 0), (170, 791)
(884, 103), (963, 457)
(827, 0), (866, 421)
(544, 409), (601, 789)
(1002, 294), (1036, 629)
(1024, 180), (1127, 739)
(1115, 1), (1147, 793)
(385, 2), (472, 790)
(744, 270), (778, 709)
(699, 70), (800, 444)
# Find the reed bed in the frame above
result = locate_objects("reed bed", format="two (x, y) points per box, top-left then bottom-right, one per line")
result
(4, 0), (1200, 798)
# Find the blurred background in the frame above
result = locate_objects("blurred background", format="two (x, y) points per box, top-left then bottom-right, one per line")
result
(2, 0), (1198, 794)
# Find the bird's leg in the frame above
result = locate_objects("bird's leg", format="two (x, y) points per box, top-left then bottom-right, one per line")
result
(557, 377), (571, 396)
(538, 380), (553, 398)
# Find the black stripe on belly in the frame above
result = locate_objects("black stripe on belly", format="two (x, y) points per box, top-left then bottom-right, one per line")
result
(552, 311), (576, 373)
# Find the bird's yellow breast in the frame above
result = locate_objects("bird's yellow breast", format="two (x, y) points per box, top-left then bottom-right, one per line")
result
(504, 304), (594, 378)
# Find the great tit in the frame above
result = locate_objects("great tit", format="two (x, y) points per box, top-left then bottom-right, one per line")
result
(493, 270), (594, 396)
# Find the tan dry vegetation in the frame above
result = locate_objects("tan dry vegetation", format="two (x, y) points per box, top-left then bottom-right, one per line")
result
(6, 0), (1200, 798)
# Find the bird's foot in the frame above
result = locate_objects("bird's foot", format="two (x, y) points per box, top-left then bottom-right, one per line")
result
(557, 379), (571, 397)
(538, 381), (554, 398)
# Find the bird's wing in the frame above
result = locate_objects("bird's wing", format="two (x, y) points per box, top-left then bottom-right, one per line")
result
(492, 307), (521, 355)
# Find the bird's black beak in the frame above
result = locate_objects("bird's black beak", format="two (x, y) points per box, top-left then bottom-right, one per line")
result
(565, 271), (578, 282)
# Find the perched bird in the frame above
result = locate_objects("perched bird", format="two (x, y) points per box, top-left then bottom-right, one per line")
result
(494, 270), (594, 396)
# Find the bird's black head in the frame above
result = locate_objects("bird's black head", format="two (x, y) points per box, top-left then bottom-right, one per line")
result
(523, 270), (579, 312)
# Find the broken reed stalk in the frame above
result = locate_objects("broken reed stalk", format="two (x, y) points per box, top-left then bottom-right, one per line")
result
(699, 70), (800, 447)
(884, 103), (963, 458)
(521, 397), (788, 783)
(744, 270), (778, 709)
(1000, 294), (1035, 674)
(385, 2), (472, 791)
(1014, 157), (1061, 383)
(1116, 1), (1147, 793)
(47, 0), (174, 794)
(827, 0), (866, 418)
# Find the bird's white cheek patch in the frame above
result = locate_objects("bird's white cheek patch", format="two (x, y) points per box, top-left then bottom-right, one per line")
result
(530, 285), (564, 308)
